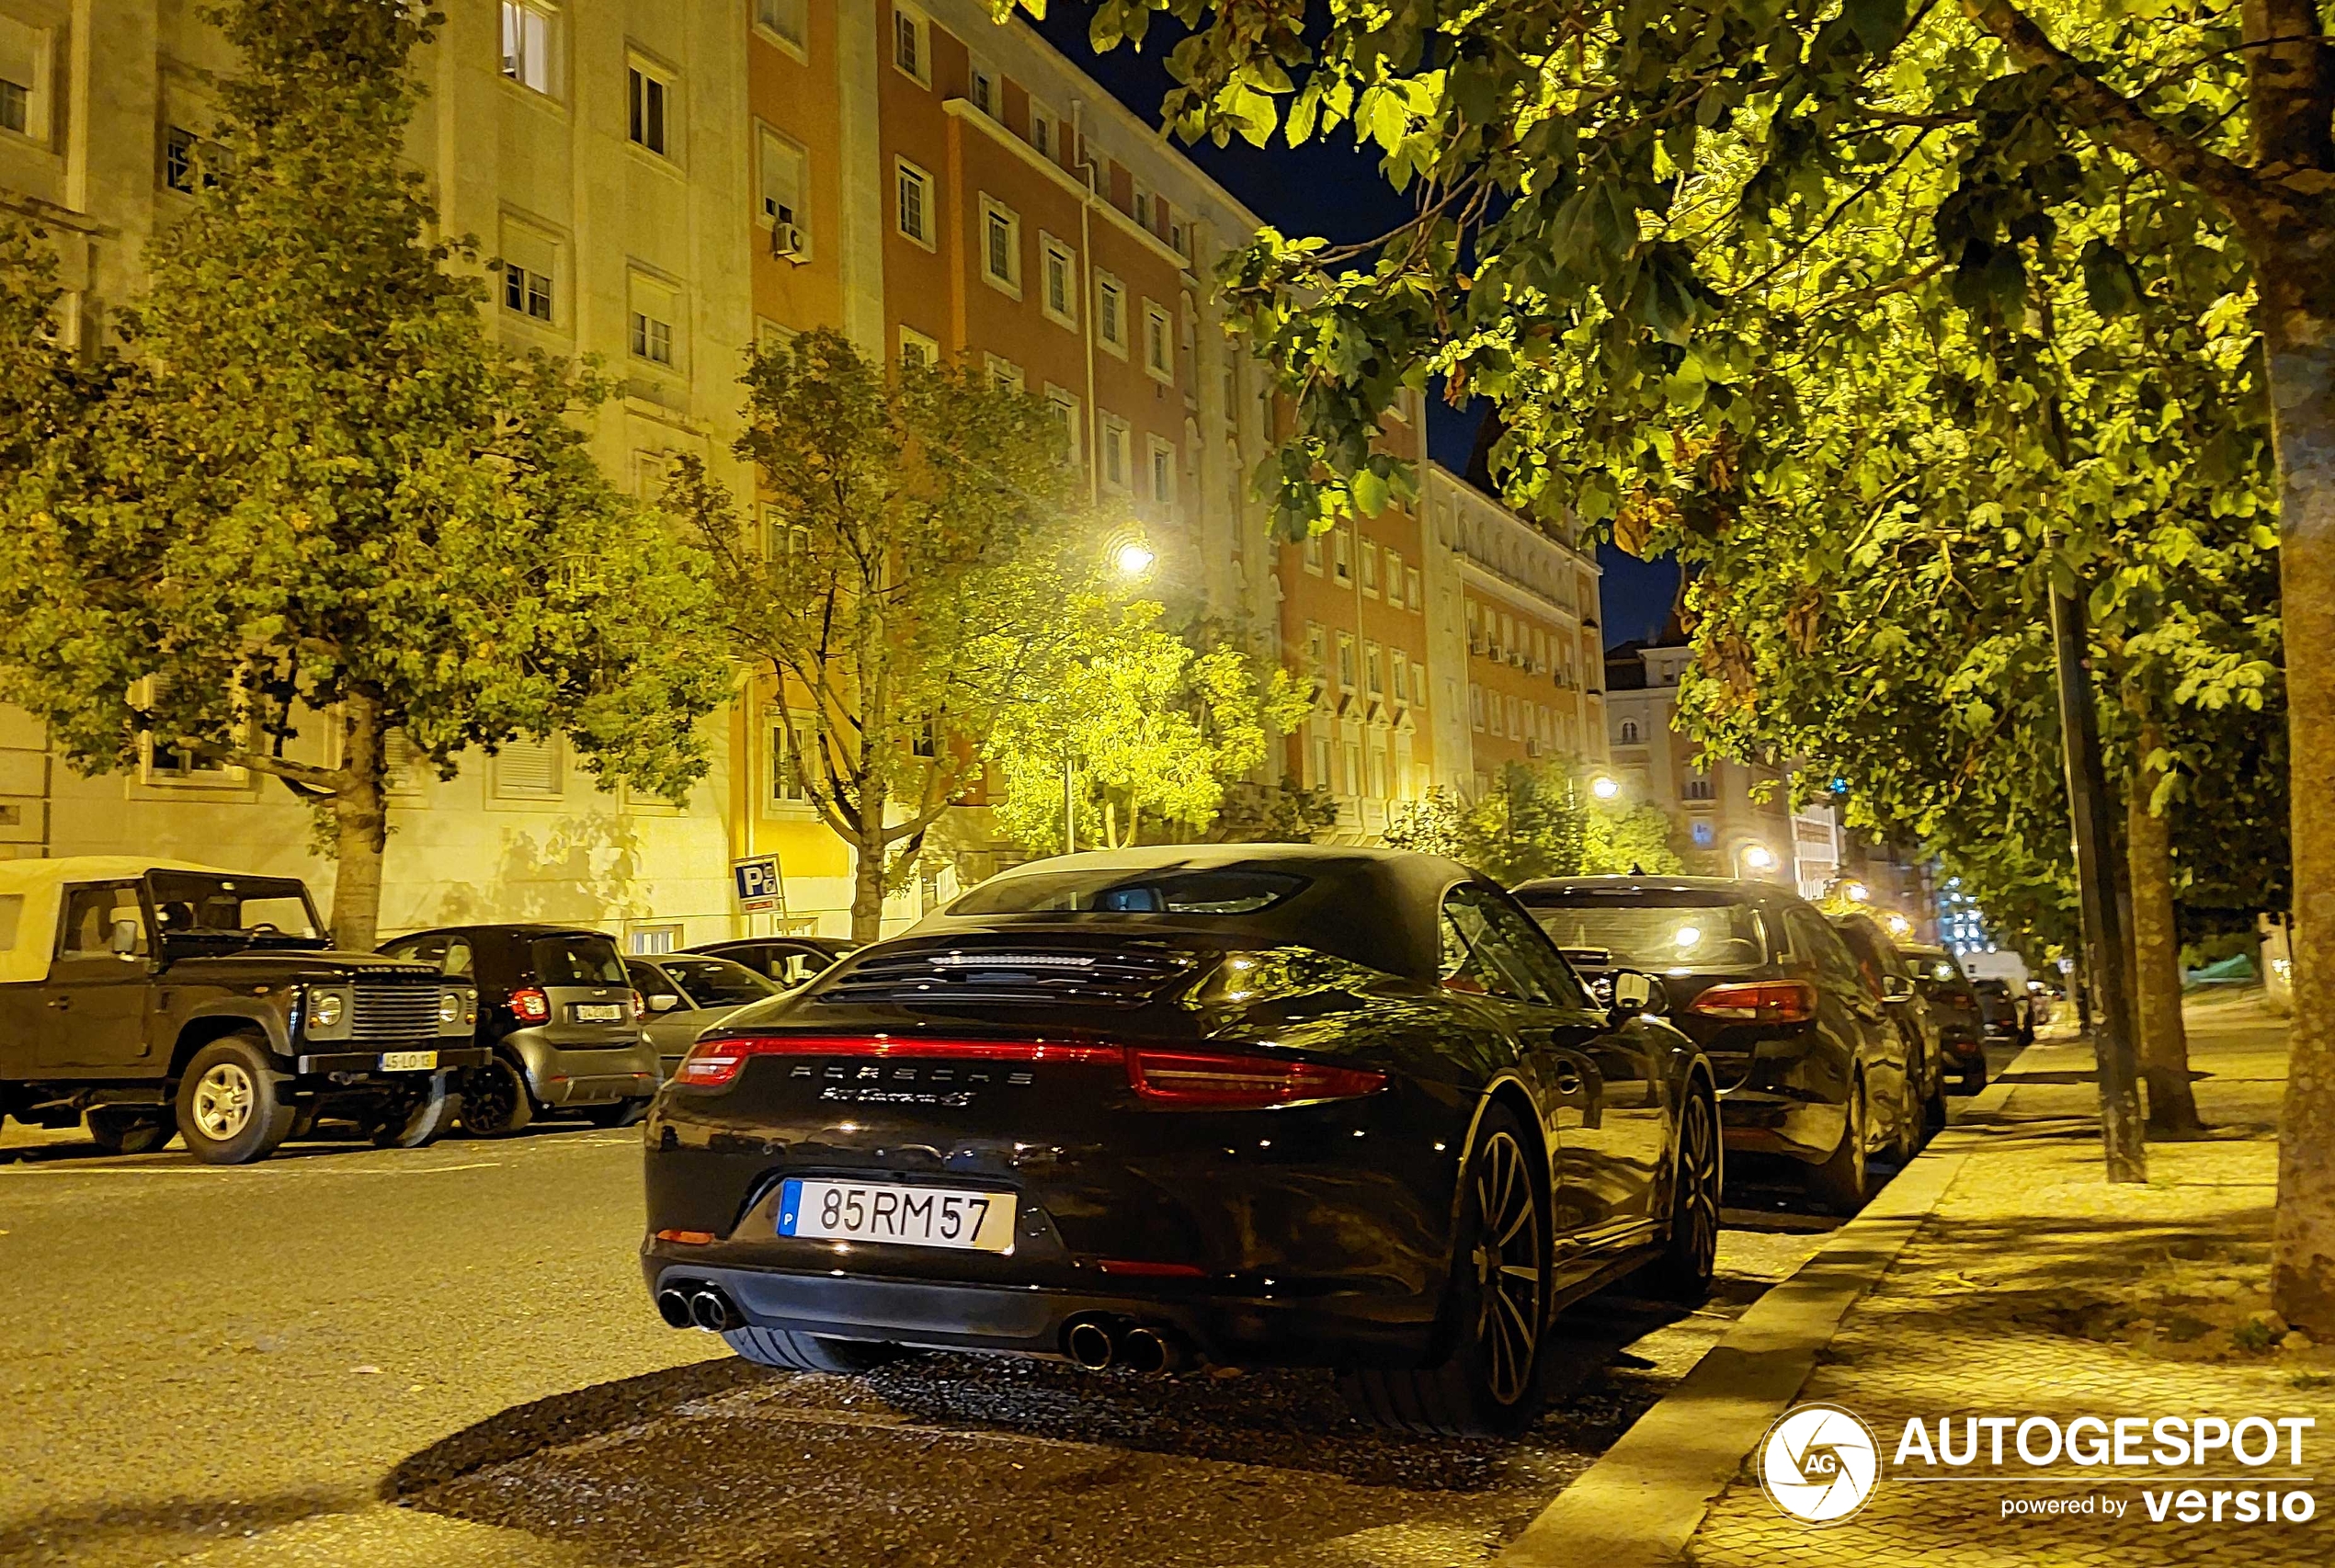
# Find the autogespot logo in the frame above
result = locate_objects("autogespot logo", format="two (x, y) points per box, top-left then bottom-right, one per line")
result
(1760, 1403), (1883, 1526)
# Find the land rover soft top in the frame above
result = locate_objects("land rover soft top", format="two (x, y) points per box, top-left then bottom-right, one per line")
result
(0, 858), (484, 1164)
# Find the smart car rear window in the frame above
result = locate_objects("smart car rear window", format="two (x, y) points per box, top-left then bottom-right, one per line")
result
(531, 936), (628, 985)
(950, 868), (1309, 916)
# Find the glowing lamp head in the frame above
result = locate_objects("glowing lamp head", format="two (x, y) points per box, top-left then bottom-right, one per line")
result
(1844, 881), (1872, 903)
(1589, 775), (1621, 801)
(1741, 844), (1777, 871)
(1884, 912), (1914, 938)
(1114, 541), (1156, 577)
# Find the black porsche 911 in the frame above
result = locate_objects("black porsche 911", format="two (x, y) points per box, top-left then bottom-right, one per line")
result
(640, 846), (1720, 1436)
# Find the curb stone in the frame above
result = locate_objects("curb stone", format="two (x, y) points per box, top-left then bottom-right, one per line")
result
(1495, 1051), (2035, 1568)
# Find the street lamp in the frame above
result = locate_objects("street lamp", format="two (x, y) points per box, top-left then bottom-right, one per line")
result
(1883, 911), (1914, 938)
(1739, 842), (1777, 874)
(1589, 774), (1621, 801)
(1842, 880), (1871, 903)
(1114, 540), (1156, 577)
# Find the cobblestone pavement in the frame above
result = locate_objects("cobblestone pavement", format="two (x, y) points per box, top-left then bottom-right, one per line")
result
(1689, 996), (2328, 1566)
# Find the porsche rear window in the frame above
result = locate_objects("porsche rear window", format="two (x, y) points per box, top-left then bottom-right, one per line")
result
(950, 868), (1309, 916)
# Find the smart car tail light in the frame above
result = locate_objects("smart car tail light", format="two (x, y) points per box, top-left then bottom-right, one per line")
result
(1124, 1048), (1386, 1108)
(671, 1034), (1123, 1089)
(1688, 980), (1817, 1024)
(508, 987), (551, 1023)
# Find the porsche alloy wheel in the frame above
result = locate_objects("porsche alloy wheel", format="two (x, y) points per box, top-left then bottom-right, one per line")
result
(1650, 1086), (1722, 1301)
(1338, 1105), (1550, 1437)
(1469, 1126), (1545, 1407)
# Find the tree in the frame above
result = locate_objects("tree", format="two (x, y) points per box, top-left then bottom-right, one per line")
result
(1584, 800), (1688, 879)
(0, 0), (724, 949)
(671, 327), (1090, 940)
(1384, 762), (1683, 880)
(1213, 774), (1342, 843)
(1024, 0), (2335, 1332)
(984, 600), (1307, 854)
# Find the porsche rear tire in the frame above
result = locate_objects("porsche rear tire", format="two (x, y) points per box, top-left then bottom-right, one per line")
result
(1338, 1104), (1549, 1437)
(1646, 1085), (1721, 1303)
(724, 1327), (913, 1374)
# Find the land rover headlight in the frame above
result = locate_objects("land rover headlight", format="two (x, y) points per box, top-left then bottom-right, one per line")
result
(437, 987), (475, 1031)
(302, 984), (354, 1040)
(312, 991), (345, 1027)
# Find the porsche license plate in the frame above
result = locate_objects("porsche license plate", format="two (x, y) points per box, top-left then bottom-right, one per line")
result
(778, 1178), (1016, 1253)
(379, 1051), (438, 1072)
(573, 1004), (625, 1022)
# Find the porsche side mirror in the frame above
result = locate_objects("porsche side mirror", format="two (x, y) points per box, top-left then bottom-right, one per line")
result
(649, 993), (682, 1014)
(1609, 969), (1666, 1019)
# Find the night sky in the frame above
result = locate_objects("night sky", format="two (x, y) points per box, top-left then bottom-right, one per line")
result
(1024, 7), (1680, 650)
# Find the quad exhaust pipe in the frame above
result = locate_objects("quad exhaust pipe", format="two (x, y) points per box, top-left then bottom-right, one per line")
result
(1061, 1316), (1186, 1375)
(657, 1281), (743, 1332)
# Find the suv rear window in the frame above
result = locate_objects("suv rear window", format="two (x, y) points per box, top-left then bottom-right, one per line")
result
(951, 868), (1307, 916)
(531, 936), (627, 986)
(1520, 892), (1767, 969)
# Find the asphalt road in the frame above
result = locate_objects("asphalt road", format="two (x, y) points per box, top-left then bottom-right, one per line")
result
(0, 1115), (1851, 1568)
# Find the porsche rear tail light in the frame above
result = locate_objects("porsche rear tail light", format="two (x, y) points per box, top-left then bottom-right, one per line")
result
(508, 987), (551, 1023)
(671, 1034), (1122, 1089)
(1124, 1048), (1386, 1108)
(1689, 980), (1817, 1024)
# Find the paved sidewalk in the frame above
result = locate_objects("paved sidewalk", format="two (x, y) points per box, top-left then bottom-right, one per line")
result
(1686, 994), (2327, 1564)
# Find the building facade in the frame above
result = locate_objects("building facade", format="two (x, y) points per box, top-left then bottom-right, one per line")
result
(2, 0), (1609, 942)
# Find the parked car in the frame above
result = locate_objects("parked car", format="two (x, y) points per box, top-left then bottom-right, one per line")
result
(1898, 942), (1988, 1094)
(1512, 874), (1912, 1213)
(1829, 912), (1948, 1143)
(0, 858), (481, 1164)
(625, 954), (783, 1079)
(643, 846), (1719, 1437)
(378, 924), (658, 1134)
(684, 935), (857, 988)
(1962, 951), (2036, 1044)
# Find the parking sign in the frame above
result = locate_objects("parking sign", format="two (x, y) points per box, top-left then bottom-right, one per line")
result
(733, 856), (780, 913)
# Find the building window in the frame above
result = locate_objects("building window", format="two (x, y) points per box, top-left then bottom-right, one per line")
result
(1170, 218), (1187, 255)
(755, 0), (808, 50)
(1030, 101), (1057, 159)
(1406, 566), (1423, 608)
(1143, 301), (1173, 381)
(500, 2), (555, 96)
(895, 158), (935, 246)
(981, 197), (1020, 295)
(1043, 385), (1080, 462)
(162, 125), (219, 194)
(1384, 549), (1403, 607)
(769, 710), (816, 804)
(1368, 744), (1387, 801)
(1684, 772), (1715, 801)
(1095, 273), (1127, 354)
(1470, 683), (1485, 732)
(494, 735), (562, 799)
(1133, 186), (1151, 228)
(627, 62), (671, 156)
(1040, 234), (1076, 328)
(984, 353), (1023, 393)
(1620, 719), (1639, 744)
(898, 325), (939, 369)
(1392, 651), (1410, 704)
(1332, 529), (1351, 584)
(1312, 734), (1333, 790)
(1364, 642), (1384, 697)
(629, 275), (678, 368)
(1147, 436), (1175, 507)
(1361, 543), (1379, 597)
(1336, 633), (1357, 690)
(497, 222), (557, 324)
(892, 4), (929, 85)
(1343, 741), (1362, 797)
(1099, 415), (1131, 491)
(970, 62), (998, 117)
(759, 128), (809, 248)
(1305, 622), (1327, 676)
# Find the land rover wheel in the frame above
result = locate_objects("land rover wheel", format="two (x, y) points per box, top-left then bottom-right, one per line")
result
(373, 1072), (460, 1149)
(87, 1107), (174, 1156)
(458, 1056), (533, 1137)
(174, 1035), (295, 1165)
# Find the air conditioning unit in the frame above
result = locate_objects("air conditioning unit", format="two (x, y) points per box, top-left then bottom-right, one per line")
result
(770, 221), (807, 263)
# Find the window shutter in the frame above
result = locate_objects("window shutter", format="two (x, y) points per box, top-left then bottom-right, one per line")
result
(495, 736), (559, 795)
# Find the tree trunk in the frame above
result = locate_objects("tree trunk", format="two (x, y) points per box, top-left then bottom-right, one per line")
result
(849, 784), (888, 944)
(2266, 239), (2335, 1336)
(328, 694), (388, 950)
(2125, 730), (2204, 1136)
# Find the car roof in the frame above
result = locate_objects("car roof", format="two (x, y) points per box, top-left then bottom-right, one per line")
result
(1511, 874), (1807, 906)
(910, 843), (1489, 983)
(387, 923), (615, 942)
(0, 857), (250, 893)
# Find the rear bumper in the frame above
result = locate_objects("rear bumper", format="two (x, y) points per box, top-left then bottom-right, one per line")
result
(642, 1256), (1436, 1367)
(1715, 1085), (1845, 1165)
(507, 1034), (661, 1105)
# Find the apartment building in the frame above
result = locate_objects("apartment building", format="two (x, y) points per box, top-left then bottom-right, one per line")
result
(0, 0), (750, 949)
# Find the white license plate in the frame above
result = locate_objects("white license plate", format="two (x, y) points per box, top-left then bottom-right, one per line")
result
(573, 1004), (625, 1022)
(379, 1050), (438, 1072)
(778, 1178), (1016, 1253)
